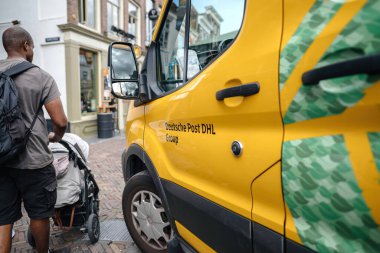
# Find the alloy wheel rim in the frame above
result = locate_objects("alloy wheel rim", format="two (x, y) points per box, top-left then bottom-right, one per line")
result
(131, 190), (172, 250)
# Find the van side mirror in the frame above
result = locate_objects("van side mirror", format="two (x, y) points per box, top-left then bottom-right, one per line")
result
(108, 42), (139, 99)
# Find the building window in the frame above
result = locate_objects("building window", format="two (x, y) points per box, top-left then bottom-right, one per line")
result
(80, 49), (98, 115)
(128, 2), (139, 42)
(107, 0), (120, 32)
(79, 0), (96, 28)
(145, 0), (154, 46)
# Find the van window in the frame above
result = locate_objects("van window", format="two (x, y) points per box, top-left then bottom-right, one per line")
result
(187, 0), (245, 79)
(158, 0), (187, 92)
(157, 0), (245, 92)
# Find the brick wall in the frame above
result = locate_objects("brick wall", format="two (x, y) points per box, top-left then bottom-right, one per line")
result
(67, 0), (79, 23)
(67, 0), (150, 45)
(101, 0), (107, 34)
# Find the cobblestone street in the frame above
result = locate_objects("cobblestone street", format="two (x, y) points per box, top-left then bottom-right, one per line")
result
(11, 135), (141, 253)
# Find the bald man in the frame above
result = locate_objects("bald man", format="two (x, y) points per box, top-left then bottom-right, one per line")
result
(0, 27), (68, 253)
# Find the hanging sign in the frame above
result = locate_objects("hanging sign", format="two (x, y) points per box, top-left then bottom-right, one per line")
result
(148, 8), (159, 21)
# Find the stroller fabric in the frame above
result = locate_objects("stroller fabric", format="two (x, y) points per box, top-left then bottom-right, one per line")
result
(49, 133), (89, 208)
(54, 159), (82, 208)
(52, 153), (70, 179)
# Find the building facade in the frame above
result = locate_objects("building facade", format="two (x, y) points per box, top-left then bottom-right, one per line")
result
(0, 0), (158, 137)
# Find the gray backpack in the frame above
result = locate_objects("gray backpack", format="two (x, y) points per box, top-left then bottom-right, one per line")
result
(0, 61), (42, 165)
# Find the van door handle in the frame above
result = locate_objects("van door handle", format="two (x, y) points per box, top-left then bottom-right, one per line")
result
(302, 53), (380, 85)
(216, 83), (260, 101)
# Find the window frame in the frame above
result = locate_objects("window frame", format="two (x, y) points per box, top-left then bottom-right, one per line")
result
(153, 0), (246, 96)
(79, 0), (96, 29)
(128, 2), (140, 44)
(155, 0), (189, 93)
(107, 0), (120, 33)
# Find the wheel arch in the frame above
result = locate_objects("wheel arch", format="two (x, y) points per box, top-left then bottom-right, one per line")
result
(122, 144), (179, 236)
(122, 152), (145, 182)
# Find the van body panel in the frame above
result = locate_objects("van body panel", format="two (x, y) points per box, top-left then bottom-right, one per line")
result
(281, 0), (316, 52)
(142, 0), (283, 249)
(144, 0), (282, 219)
(175, 222), (216, 253)
(124, 102), (145, 149)
(117, 0), (380, 252)
(162, 179), (252, 252)
(281, 0), (380, 252)
(251, 162), (285, 235)
(252, 222), (284, 253)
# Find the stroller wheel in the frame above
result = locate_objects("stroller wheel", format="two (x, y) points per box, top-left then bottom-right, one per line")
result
(27, 226), (36, 248)
(87, 213), (100, 243)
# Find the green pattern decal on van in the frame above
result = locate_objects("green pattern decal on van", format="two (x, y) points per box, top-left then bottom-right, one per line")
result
(279, 0), (342, 90)
(368, 132), (380, 174)
(283, 135), (380, 253)
(284, 0), (380, 124)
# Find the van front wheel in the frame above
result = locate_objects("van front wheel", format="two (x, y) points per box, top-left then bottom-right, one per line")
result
(122, 172), (172, 253)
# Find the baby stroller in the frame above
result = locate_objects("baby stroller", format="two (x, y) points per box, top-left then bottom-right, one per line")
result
(27, 134), (100, 246)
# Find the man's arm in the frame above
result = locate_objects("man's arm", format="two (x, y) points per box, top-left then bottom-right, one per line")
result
(44, 97), (67, 142)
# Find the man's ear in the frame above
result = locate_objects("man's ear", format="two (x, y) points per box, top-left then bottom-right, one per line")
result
(23, 41), (28, 51)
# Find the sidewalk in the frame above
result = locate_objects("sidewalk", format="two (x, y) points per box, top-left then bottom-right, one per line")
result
(11, 133), (141, 253)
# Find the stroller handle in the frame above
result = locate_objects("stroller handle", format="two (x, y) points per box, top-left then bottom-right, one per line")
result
(58, 139), (87, 163)
(58, 139), (71, 150)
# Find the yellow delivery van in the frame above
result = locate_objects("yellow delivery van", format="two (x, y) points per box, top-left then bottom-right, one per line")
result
(107, 0), (380, 252)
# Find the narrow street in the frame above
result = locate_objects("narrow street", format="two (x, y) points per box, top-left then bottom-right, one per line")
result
(11, 135), (141, 253)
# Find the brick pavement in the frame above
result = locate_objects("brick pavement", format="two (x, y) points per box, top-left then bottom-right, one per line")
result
(11, 135), (141, 253)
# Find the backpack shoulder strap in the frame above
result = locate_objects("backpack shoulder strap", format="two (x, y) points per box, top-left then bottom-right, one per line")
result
(3, 61), (37, 77)
(2, 61), (42, 140)
(25, 97), (47, 140)
(29, 98), (46, 132)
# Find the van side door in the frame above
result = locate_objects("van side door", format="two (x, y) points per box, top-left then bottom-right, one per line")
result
(281, 0), (380, 252)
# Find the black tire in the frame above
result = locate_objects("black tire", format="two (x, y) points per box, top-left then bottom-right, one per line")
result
(122, 172), (172, 253)
(27, 226), (36, 248)
(87, 213), (100, 244)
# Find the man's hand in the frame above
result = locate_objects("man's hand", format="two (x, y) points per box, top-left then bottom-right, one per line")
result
(48, 132), (60, 142)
